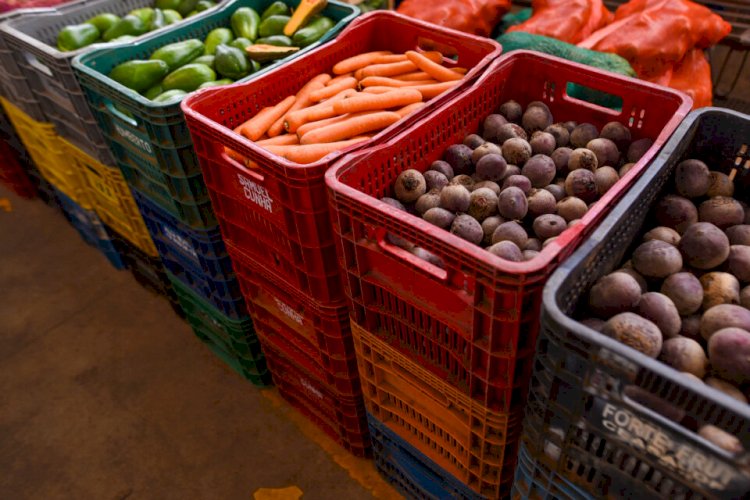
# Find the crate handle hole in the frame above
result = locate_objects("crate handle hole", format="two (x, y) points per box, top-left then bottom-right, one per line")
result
(23, 52), (52, 78)
(375, 229), (448, 282)
(104, 101), (140, 129)
(220, 151), (265, 184)
(564, 82), (623, 114)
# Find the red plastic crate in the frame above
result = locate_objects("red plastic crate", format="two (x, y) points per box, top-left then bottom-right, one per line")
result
(230, 244), (361, 396)
(260, 327), (370, 457)
(326, 50), (692, 414)
(0, 137), (35, 198)
(353, 320), (524, 498)
(181, 10), (501, 304)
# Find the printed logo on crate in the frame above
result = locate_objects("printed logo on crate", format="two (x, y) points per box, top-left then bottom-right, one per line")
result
(237, 174), (272, 213)
(273, 296), (303, 325)
(161, 224), (199, 261)
(114, 124), (153, 155)
(587, 399), (750, 496)
(299, 377), (324, 401)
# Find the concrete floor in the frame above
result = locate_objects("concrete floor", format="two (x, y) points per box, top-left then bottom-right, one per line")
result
(0, 187), (398, 500)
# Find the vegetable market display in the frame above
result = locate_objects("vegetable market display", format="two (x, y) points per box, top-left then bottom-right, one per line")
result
(56, 0), (220, 51)
(107, 2), (337, 100)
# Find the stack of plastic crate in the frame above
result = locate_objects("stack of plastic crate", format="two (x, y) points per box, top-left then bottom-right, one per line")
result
(69, 1), (362, 385)
(0, 0), (232, 305)
(326, 51), (691, 497)
(180, 10), (501, 457)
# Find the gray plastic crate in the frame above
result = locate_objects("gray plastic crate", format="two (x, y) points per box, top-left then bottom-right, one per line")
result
(0, 5), (66, 121)
(0, 0), (229, 164)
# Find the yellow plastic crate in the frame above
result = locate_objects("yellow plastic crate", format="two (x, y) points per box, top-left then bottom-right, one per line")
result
(62, 138), (157, 257)
(0, 96), (90, 209)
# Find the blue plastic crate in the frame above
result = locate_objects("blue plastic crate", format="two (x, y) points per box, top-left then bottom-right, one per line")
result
(512, 441), (593, 500)
(116, 236), (184, 318)
(367, 413), (487, 500)
(54, 186), (125, 270)
(132, 187), (247, 320)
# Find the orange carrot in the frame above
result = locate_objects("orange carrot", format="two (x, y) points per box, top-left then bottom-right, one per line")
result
(406, 51), (463, 82)
(310, 76), (357, 102)
(333, 51), (393, 75)
(300, 111), (400, 145)
(453, 67), (467, 74)
(395, 101), (425, 118)
(361, 86), (395, 94)
(409, 81), (458, 98)
(263, 137), (370, 163)
(257, 135), (299, 146)
(333, 88), (422, 114)
(239, 95), (295, 141)
(284, 88), (356, 132)
(360, 76), (438, 88)
(392, 71), (432, 81)
(326, 73), (353, 86)
(267, 74), (330, 137)
(421, 51), (444, 63)
(295, 111), (369, 138)
(360, 61), (418, 78)
(372, 54), (408, 64)
(224, 146), (247, 164)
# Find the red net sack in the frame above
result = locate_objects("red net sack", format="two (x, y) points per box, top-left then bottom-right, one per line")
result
(669, 48), (713, 109)
(506, 0), (613, 44)
(0, 0), (73, 12)
(579, 0), (730, 78)
(396, 0), (511, 37)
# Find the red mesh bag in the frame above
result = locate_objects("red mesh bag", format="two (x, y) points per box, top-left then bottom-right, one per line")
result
(506, 0), (613, 44)
(396, 0), (511, 37)
(669, 48), (713, 109)
(579, 0), (730, 78)
(0, 0), (72, 13)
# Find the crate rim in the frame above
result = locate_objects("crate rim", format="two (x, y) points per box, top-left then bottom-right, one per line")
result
(541, 106), (750, 432)
(180, 9), (502, 170)
(0, 0), (228, 60)
(325, 49), (693, 280)
(71, 0), (359, 112)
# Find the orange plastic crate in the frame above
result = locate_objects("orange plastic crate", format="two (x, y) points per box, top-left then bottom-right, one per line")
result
(352, 320), (524, 498)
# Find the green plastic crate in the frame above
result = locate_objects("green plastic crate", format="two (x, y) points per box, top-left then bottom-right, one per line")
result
(0, 0), (231, 164)
(72, 0), (358, 228)
(168, 271), (272, 387)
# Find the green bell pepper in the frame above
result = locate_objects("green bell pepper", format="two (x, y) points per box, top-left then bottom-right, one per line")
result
(214, 44), (250, 80)
(198, 78), (233, 89)
(162, 63), (217, 92)
(85, 13), (119, 34)
(57, 23), (100, 52)
(129, 8), (155, 26)
(231, 7), (260, 41)
(109, 59), (170, 93)
(153, 89), (188, 103)
(261, 1), (289, 21)
(292, 16), (334, 48)
(191, 54), (215, 69)
(177, 0), (201, 17)
(103, 15), (148, 42)
(204, 27), (234, 55)
(162, 9), (183, 24)
(150, 39), (205, 71)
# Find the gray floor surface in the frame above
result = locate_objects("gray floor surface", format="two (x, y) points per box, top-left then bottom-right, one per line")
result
(0, 187), (384, 500)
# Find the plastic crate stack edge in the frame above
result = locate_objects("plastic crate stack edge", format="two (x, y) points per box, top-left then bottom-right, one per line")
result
(523, 107), (750, 499)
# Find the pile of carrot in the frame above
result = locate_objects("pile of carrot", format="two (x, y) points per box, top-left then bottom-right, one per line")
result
(227, 49), (467, 164)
